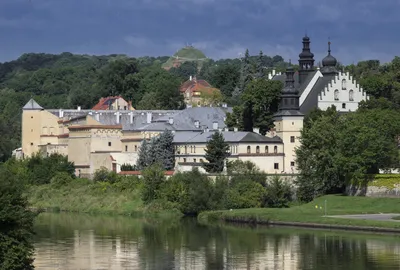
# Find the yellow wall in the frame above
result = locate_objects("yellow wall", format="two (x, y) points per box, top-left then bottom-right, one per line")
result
(275, 116), (303, 173)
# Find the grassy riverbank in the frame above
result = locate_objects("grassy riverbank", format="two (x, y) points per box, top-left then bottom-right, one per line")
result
(27, 178), (181, 217)
(198, 195), (400, 230)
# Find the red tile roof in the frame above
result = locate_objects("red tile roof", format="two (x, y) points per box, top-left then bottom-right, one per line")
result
(180, 79), (211, 93)
(92, 96), (126, 110)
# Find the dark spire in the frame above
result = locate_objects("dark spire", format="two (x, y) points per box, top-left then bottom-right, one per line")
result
(298, 35), (315, 84)
(280, 60), (300, 111)
(321, 38), (338, 75)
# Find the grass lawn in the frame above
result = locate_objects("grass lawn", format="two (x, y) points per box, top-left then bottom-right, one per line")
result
(198, 195), (400, 230)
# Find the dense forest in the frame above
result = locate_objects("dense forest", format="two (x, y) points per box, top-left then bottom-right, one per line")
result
(0, 48), (400, 161)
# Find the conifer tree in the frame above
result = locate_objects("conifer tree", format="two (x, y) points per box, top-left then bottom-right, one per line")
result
(256, 50), (265, 78)
(136, 139), (149, 170)
(157, 129), (175, 170)
(238, 49), (252, 95)
(202, 132), (230, 173)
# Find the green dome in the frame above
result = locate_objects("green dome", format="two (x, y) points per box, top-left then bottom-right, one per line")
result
(162, 46), (208, 69)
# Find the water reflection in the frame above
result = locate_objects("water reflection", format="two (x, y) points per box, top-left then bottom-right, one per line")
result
(34, 213), (400, 270)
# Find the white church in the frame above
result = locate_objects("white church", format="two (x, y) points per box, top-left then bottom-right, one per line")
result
(268, 36), (369, 114)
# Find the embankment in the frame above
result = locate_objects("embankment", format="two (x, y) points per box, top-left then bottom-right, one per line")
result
(198, 195), (400, 232)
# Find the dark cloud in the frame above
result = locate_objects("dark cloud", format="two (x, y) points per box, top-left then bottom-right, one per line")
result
(0, 0), (397, 63)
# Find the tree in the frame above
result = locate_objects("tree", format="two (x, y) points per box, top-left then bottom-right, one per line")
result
(156, 130), (175, 170)
(256, 51), (265, 78)
(141, 164), (165, 204)
(0, 167), (35, 270)
(136, 140), (150, 170)
(238, 49), (252, 95)
(202, 132), (230, 173)
(295, 107), (343, 202)
(227, 79), (282, 135)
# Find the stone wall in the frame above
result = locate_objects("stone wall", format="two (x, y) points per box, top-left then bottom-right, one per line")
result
(346, 175), (400, 197)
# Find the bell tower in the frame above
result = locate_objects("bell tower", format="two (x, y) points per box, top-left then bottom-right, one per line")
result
(298, 35), (315, 85)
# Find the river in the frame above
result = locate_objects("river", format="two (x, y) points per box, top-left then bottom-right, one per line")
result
(33, 212), (400, 270)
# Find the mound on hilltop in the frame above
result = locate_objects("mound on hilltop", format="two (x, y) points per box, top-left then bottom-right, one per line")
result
(162, 46), (208, 70)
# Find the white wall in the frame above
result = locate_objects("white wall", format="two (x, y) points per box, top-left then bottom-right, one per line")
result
(318, 72), (368, 112)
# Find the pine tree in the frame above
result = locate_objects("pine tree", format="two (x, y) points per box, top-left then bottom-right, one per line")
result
(147, 136), (160, 166)
(256, 50), (265, 78)
(157, 129), (175, 170)
(202, 132), (230, 173)
(238, 49), (252, 95)
(136, 139), (149, 170)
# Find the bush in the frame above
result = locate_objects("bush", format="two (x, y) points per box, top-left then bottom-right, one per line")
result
(141, 164), (165, 204)
(264, 176), (293, 208)
(224, 179), (266, 209)
(114, 175), (143, 191)
(93, 167), (118, 184)
(50, 172), (74, 188)
(120, 163), (137, 171)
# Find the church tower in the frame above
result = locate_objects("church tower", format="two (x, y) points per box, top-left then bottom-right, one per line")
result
(320, 40), (338, 75)
(274, 61), (304, 173)
(298, 35), (315, 85)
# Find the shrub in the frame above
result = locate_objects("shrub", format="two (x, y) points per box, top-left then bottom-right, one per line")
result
(120, 163), (137, 171)
(264, 175), (293, 208)
(141, 164), (165, 204)
(114, 175), (143, 191)
(50, 172), (74, 188)
(93, 167), (118, 184)
(224, 180), (266, 209)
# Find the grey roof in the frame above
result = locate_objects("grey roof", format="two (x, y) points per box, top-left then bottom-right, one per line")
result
(23, 99), (43, 110)
(272, 71), (317, 96)
(300, 75), (335, 114)
(173, 131), (282, 144)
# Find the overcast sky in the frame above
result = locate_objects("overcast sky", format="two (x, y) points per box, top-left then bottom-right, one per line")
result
(0, 0), (397, 64)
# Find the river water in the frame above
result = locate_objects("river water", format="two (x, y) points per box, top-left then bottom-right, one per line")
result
(33, 213), (400, 270)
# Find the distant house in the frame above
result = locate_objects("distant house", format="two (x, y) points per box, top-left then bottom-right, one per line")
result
(92, 96), (134, 111)
(180, 76), (222, 107)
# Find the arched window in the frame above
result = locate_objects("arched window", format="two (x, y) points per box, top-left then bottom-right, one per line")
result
(247, 146), (251, 154)
(274, 146), (278, 154)
(193, 146), (196, 153)
(334, 89), (339, 101)
(190, 146), (193, 153)
(265, 146), (269, 153)
(134, 145), (138, 152)
(185, 145), (187, 154)
(349, 90), (354, 101)
(256, 146), (260, 154)
(342, 79), (346, 90)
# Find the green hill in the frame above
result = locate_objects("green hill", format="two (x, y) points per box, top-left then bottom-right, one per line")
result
(162, 46), (208, 69)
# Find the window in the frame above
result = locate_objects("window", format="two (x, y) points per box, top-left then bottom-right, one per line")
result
(291, 161), (295, 167)
(183, 158), (187, 163)
(31, 116), (33, 119)
(185, 146), (187, 154)
(342, 79), (347, 90)
(108, 142), (111, 147)
(31, 129), (34, 132)
(125, 145), (128, 152)
(30, 142), (33, 146)
(190, 146), (193, 153)
(292, 122), (294, 125)
(135, 145), (138, 152)
(200, 159), (204, 163)
(194, 158), (197, 163)
(193, 146), (196, 153)
(342, 103), (346, 109)
(349, 90), (354, 101)
(290, 136), (295, 143)
(265, 146), (269, 153)
(124, 106), (127, 110)
(274, 163), (279, 169)
(256, 146), (260, 154)
(274, 146), (278, 153)
(247, 146), (251, 154)
(334, 89), (339, 101)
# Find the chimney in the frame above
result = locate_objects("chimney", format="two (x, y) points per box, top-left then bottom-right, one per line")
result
(95, 113), (100, 122)
(59, 109), (64, 118)
(213, 121), (218, 130)
(169, 117), (174, 125)
(234, 127), (238, 132)
(194, 120), (200, 129)
(77, 106), (81, 111)
(272, 69), (276, 76)
(146, 112), (152, 124)
(190, 75), (192, 81)
(253, 127), (260, 134)
(129, 112), (134, 124)
(116, 112), (120, 124)
(222, 103), (227, 108)
(224, 127), (229, 132)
